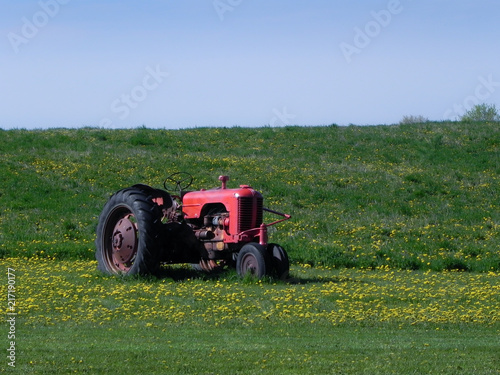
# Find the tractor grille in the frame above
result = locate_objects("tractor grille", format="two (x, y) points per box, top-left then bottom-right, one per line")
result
(238, 197), (263, 232)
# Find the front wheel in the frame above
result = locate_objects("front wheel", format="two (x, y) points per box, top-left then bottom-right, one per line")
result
(236, 243), (270, 279)
(268, 243), (290, 280)
(95, 188), (162, 275)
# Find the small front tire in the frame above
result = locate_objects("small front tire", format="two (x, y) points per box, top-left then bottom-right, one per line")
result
(236, 243), (269, 279)
(268, 243), (290, 280)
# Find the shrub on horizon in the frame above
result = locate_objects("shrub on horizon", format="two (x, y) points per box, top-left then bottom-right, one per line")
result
(399, 115), (429, 125)
(460, 103), (500, 123)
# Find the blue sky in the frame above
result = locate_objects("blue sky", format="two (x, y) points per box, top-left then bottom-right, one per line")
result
(1, 0), (499, 129)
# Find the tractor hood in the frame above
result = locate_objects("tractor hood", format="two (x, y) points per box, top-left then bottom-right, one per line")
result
(182, 185), (263, 220)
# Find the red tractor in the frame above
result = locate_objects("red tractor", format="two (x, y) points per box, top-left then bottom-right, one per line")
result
(95, 173), (291, 279)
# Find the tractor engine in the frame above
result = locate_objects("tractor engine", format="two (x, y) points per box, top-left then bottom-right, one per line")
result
(193, 212), (229, 249)
(182, 176), (264, 259)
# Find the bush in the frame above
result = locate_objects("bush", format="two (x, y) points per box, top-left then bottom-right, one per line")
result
(399, 115), (429, 125)
(460, 103), (500, 122)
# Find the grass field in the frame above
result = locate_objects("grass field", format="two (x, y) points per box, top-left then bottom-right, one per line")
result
(1, 123), (500, 373)
(1, 122), (500, 271)
(2, 257), (499, 374)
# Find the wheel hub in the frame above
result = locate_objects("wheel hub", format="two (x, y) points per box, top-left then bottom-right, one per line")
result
(241, 254), (258, 275)
(112, 217), (137, 265)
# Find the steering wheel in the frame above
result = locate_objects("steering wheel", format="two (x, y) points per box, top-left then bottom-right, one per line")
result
(163, 172), (193, 193)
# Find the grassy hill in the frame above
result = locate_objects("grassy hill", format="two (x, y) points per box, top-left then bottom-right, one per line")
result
(1, 122), (499, 271)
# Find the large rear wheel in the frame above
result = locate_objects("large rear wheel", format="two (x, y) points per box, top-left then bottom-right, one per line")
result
(95, 188), (162, 275)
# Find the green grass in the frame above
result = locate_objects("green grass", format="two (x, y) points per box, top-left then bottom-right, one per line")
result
(3, 258), (500, 374)
(1, 122), (500, 271)
(15, 323), (500, 374)
(2, 123), (500, 374)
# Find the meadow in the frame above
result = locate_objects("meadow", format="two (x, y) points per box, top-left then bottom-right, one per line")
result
(1, 122), (500, 270)
(1, 257), (499, 374)
(1, 122), (500, 373)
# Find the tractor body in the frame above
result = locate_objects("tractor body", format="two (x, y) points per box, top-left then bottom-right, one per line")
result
(95, 173), (291, 278)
